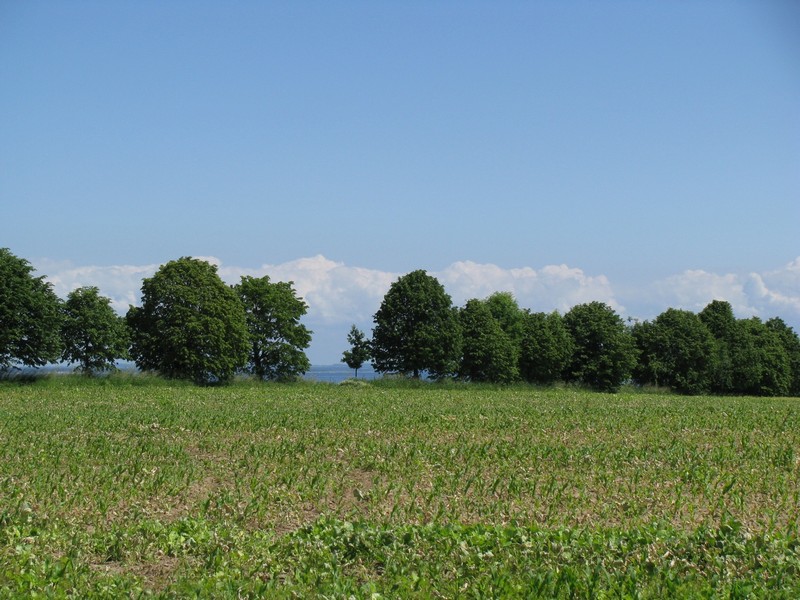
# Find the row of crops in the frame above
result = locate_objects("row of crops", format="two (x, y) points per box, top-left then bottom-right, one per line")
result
(1, 379), (798, 597)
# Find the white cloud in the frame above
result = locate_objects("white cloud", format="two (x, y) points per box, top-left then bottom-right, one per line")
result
(218, 255), (398, 324)
(35, 259), (159, 314)
(437, 261), (621, 313)
(642, 257), (800, 326)
(649, 269), (756, 315)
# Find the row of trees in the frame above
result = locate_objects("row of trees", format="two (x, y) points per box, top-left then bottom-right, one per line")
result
(343, 270), (800, 396)
(4, 247), (799, 395)
(1, 249), (311, 384)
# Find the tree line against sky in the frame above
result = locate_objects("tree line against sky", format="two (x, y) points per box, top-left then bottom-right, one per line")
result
(2, 248), (799, 396)
(345, 270), (800, 396)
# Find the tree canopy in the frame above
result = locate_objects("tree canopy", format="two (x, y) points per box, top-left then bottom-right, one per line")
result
(371, 270), (462, 379)
(459, 299), (518, 384)
(563, 302), (638, 392)
(235, 275), (312, 381)
(0, 248), (63, 369)
(729, 317), (790, 397)
(127, 257), (249, 385)
(632, 308), (716, 394)
(61, 286), (129, 374)
(342, 325), (371, 378)
(519, 311), (574, 385)
(766, 317), (800, 396)
(4, 246), (800, 395)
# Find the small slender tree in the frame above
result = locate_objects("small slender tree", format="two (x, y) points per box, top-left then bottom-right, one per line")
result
(61, 286), (129, 374)
(341, 325), (371, 378)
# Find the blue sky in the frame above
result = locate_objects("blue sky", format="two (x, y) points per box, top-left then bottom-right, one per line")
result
(2, 1), (799, 363)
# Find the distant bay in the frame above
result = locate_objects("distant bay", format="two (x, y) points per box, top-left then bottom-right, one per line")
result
(304, 363), (377, 383)
(8, 362), (377, 384)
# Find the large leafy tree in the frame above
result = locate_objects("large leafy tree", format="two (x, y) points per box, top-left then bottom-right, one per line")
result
(235, 275), (312, 381)
(342, 324), (371, 378)
(483, 292), (525, 347)
(563, 301), (637, 392)
(765, 317), (800, 396)
(699, 300), (737, 393)
(371, 270), (462, 379)
(459, 299), (518, 384)
(61, 286), (129, 374)
(729, 317), (790, 396)
(632, 308), (715, 394)
(519, 311), (573, 385)
(0, 248), (62, 369)
(126, 257), (249, 385)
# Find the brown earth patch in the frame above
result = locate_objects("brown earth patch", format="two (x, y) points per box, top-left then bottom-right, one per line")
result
(90, 554), (185, 592)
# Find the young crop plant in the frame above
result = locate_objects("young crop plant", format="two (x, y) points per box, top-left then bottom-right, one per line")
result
(1, 378), (799, 596)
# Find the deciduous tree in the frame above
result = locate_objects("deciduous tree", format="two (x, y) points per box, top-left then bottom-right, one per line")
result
(632, 308), (715, 394)
(127, 257), (249, 385)
(371, 270), (461, 379)
(61, 286), (129, 374)
(519, 311), (573, 385)
(0, 248), (62, 369)
(765, 317), (800, 396)
(459, 299), (518, 384)
(235, 275), (312, 381)
(341, 324), (371, 378)
(563, 301), (637, 392)
(729, 317), (790, 396)
(699, 300), (736, 393)
(483, 292), (525, 347)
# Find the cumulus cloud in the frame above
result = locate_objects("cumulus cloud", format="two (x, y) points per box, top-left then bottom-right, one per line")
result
(643, 257), (800, 326)
(753, 258), (800, 314)
(437, 261), (621, 313)
(35, 255), (622, 322)
(35, 259), (159, 314)
(217, 255), (398, 324)
(649, 270), (756, 315)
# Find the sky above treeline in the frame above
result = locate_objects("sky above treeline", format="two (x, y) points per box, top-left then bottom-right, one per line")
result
(2, 1), (798, 364)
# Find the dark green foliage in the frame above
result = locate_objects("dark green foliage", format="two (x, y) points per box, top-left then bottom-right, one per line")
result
(698, 299), (737, 340)
(61, 286), (129, 374)
(699, 300), (737, 392)
(459, 299), (519, 383)
(563, 302), (637, 392)
(371, 270), (462, 379)
(235, 275), (312, 381)
(632, 308), (715, 394)
(765, 317), (800, 396)
(519, 311), (573, 384)
(729, 317), (790, 396)
(483, 292), (525, 347)
(341, 324), (371, 378)
(126, 257), (249, 385)
(0, 248), (62, 369)
(273, 517), (800, 599)
(699, 301), (793, 396)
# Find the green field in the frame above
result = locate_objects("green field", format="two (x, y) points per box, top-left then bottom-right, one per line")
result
(1, 378), (799, 598)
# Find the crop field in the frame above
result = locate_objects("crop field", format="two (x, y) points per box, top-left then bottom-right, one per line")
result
(1, 378), (799, 598)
